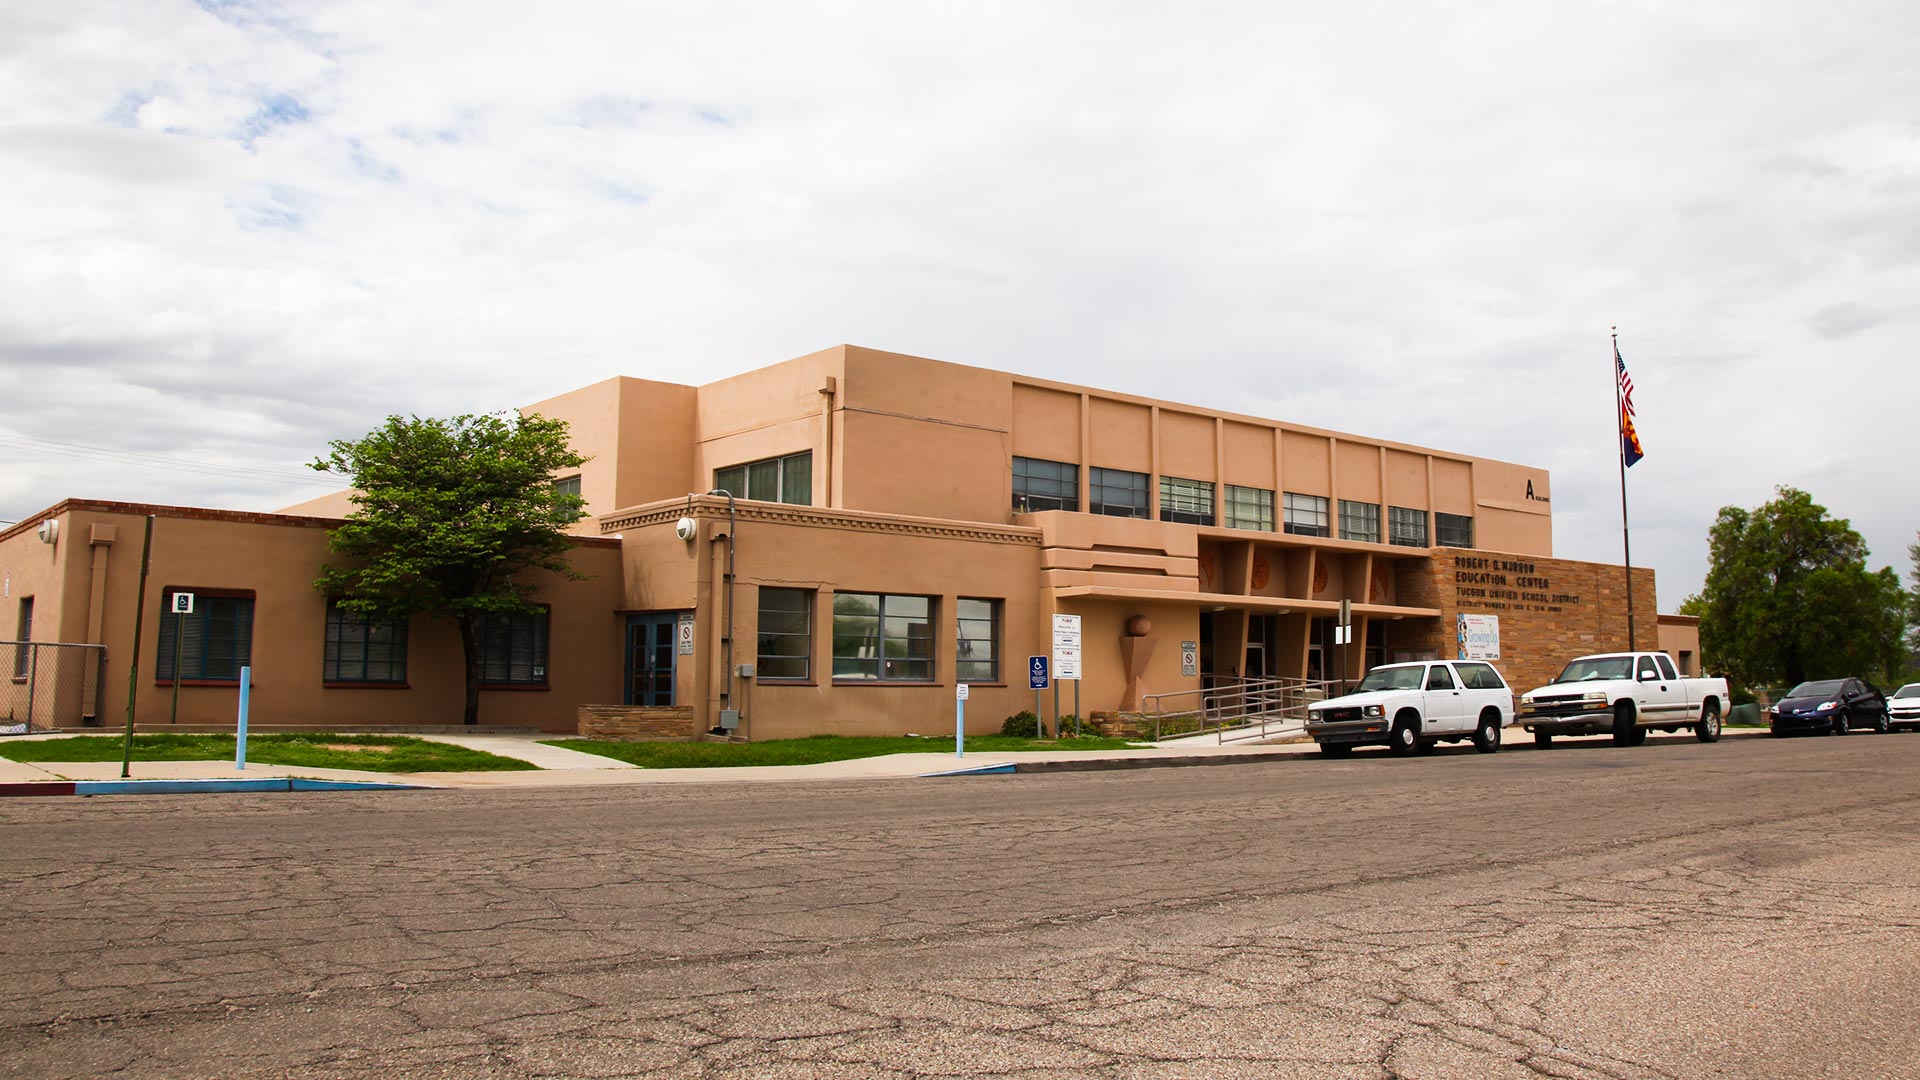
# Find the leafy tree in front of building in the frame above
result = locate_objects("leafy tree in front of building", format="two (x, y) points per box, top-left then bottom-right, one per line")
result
(312, 413), (587, 725)
(1688, 486), (1906, 692)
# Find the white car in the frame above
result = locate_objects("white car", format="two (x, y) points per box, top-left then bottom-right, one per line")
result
(1305, 659), (1515, 758)
(1891, 683), (1920, 731)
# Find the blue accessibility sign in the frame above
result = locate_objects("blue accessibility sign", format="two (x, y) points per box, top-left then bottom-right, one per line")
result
(1028, 655), (1050, 690)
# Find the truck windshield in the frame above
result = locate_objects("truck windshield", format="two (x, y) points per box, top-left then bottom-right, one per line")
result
(1355, 666), (1426, 692)
(1555, 657), (1634, 683)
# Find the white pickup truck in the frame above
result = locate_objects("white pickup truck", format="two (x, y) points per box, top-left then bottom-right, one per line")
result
(1518, 652), (1727, 748)
(1305, 659), (1515, 757)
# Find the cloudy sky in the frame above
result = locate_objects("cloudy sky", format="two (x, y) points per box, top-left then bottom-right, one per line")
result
(4, 0), (1917, 609)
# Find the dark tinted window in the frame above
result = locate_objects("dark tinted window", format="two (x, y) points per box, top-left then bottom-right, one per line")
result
(1655, 654), (1678, 681)
(1455, 662), (1506, 690)
(1426, 665), (1456, 690)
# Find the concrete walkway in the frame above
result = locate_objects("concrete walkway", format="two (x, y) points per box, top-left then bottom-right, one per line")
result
(0, 727), (1766, 794)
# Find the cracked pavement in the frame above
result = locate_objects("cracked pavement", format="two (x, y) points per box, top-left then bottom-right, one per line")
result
(3, 735), (1918, 1078)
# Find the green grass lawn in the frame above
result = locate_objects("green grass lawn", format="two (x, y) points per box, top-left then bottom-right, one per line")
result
(0, 733), (538, 772)
(543, 732), (1135, 768)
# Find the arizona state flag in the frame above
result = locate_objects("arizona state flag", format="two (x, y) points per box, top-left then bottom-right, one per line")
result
(1616, 344), (1644, 467)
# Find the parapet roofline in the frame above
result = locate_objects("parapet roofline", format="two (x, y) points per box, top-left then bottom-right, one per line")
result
(0, 498), (621, 547)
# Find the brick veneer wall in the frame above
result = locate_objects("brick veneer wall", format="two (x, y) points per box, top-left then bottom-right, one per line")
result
(1390, 549), (1660, 698)
(577, 705), (697, 741)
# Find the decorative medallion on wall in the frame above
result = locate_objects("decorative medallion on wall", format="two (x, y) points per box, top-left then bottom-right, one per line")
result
(1312, 559), (1329, 596)
(1250, 553), (1270, 591)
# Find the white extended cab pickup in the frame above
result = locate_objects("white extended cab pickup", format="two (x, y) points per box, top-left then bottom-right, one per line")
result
(1305, 659), (1514, 758)
(1518, 651), (1727, 748)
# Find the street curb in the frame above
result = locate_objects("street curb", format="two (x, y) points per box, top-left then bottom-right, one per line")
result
(0, 778), (423, 798)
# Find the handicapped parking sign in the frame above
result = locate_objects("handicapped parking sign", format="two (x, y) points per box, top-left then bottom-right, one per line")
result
(1029, 655), (1049, 690)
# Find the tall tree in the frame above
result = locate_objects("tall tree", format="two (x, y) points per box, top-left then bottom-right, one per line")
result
(312, 413), (588, 725)
(1693, 487), (1905, 690)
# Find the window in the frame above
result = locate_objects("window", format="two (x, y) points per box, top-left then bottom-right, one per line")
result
(12, 597), (31, 678)
(756, 588), (812, 681)
(1636, 655), (1659, 681)
(1455, 662), (1507, 690)
(324, 602), (408, 684)
(715, 451), (812, 506)
(1283, 492), (1330, 537)
(832, 593), (933, 681)
(1436, 512), (1474, 548)
(1677, 650), (1694, 676)
(956, 598), (1001, 683)
(1339, 500), (1380, 543)
(1159, 476), (1215, 526)
(552, 475), (582, 498)
(1427, 665), (1456, 691)
(1388, 506), (1429, 547)
(157, 590), (254, 681)
(1224, 485), (1274, 531)
(1012, 457), (1078, 512)
(1655, 653), (1679, 681)
(1089, 468), (1149, 518)
(476, 608), (549, 685)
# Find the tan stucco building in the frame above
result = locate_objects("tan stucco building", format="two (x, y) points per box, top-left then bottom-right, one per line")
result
(3, 345), (1672, 738)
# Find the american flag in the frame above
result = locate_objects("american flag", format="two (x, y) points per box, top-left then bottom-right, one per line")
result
(1615, 342), (1636, 417)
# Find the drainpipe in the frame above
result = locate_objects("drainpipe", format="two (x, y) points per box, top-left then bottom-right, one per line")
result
(705, 490), (737, 719)
(818, 376), (837, 508)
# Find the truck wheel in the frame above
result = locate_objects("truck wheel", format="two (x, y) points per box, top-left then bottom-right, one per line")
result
(1320, 743), (1352, 758)
(1472, 710), (1502, 754)
(1388, 717), (1420, 757)
(1695, 701), (1722, 743)
(1533, 730), (1553, 749)
(1611, 702), (1637, 746)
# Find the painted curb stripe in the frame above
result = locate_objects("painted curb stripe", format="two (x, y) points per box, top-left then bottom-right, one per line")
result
(920, 762), (1019, 777)
(0, 778), (422, 797)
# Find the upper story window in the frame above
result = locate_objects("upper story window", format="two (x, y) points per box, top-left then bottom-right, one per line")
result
(477, 608), (548, 686)
(1388, 506), (1429, 547)
(1224, 485), (1274, 532)
(832, 593), (934, 681)
(157, 589), (254, 682)
(1159, 476), (1215, 526)
(1282, 492), (1330, 537)
(1089, 468), (1149, 518)
(715, 451), (812, 506)
(1339, 500), (1380, 544)
(1012, 457), (1078, 513)
(324, 602), (409, 684)
(756, 588), (812, 681)
(551, 475), (582, 498)
(955, 598), (1001, 683)
(1436, 512), (1474, 548)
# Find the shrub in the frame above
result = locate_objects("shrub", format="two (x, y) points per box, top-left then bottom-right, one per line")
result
(999, 711), (1042, 737)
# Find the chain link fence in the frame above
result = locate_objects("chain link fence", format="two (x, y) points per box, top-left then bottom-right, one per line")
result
(1, 642), (109, 734)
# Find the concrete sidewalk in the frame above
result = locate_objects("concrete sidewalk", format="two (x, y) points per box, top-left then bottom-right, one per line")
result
(0, 727), (1766, 795)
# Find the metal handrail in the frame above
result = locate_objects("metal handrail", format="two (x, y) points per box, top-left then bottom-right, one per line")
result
(1139, 676), (1338, 743)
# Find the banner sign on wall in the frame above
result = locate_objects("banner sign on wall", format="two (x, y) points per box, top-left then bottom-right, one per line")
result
(1456, 614), (1500, 661)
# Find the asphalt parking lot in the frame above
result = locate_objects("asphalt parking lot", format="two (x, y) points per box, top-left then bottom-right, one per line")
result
(3, 732), (1918, 1079)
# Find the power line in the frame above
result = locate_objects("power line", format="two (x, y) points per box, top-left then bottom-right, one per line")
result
(0, 432), (345, 489)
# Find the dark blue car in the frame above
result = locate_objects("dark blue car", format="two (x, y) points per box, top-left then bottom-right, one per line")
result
(1768, 678), (1889, 736)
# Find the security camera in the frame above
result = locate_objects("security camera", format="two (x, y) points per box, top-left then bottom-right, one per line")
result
(674, 516), (698, 541)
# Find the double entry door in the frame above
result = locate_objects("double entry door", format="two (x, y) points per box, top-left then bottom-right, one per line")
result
(625, 613), (679, 706)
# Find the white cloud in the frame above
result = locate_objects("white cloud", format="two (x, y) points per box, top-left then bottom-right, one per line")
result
(2, 0), (1917, 604)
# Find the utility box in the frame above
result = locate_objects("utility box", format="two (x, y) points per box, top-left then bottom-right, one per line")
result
(718, 709), (741, 731)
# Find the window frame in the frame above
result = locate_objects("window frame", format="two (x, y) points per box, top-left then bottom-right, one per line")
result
(714, 451), (813, 506)
(831, 592), (936, 683)
(755, 587), (813, 682)
(551, 475), (582, 498)
(12, 596), (31, 679)
(1088, 467), (1149, 519)
(955, 597), (1002, 684)
(323, 601), (410, 686)
(1436, 512), (1474, 548)
(1338, 500), (1381, 544)
(1388, 506), (1429, 547)
(1282, 492), (1331, 537)
(1223, 485), (1275, 532)
(155, 588), (255, 684)
(475, 606), (551, 688)
(1158, 476), (1216, 526)
(1012, 456), (1079, 513)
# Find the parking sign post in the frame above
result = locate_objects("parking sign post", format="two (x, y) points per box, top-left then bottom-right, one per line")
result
(168, 592), (194, 727)
(1028, 656), (1049, 737)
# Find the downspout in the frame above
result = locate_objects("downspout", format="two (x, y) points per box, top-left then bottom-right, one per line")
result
(706, 489), (737, 714)
(818, 376), (837, 509)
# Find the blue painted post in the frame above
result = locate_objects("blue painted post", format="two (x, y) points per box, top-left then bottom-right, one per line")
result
(955, 682), (968, 758)
(235, 665), (251, 771)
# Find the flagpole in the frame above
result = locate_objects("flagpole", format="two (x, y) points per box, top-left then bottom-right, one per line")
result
(1613, 326), (1636, 651)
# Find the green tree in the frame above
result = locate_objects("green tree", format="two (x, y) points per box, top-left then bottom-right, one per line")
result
(311, 413), (588, 725)
(1694, 487), (1905, 690)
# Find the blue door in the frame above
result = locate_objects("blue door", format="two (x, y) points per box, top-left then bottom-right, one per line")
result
(625, 614), (677, 706)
